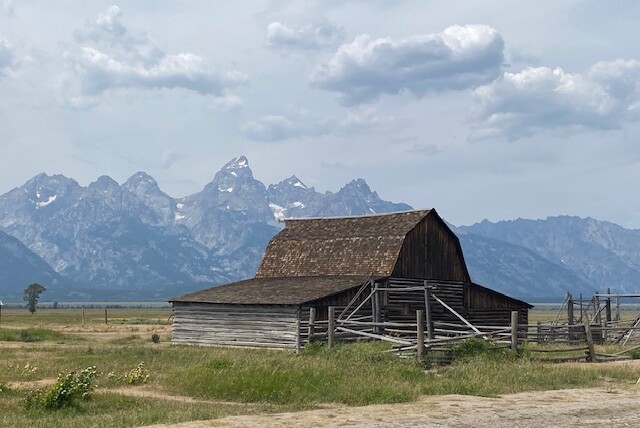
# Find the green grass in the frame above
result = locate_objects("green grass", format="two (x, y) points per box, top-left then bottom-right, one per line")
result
(0, 391), (278, 428)
(3, 307), (640, 427)
(0, 328), (70, 343)
(0, 308), (172, 328)
(421, 355), (639, 396)
(165, 342), (422, 405)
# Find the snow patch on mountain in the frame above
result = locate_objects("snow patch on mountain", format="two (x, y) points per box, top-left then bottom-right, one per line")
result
(36, 194), (57, 208)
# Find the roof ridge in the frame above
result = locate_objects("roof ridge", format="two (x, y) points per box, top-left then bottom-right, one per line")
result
(283, 208), (431, 222)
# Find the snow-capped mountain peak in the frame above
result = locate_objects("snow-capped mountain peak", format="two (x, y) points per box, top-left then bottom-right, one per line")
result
(223, 156), (250, 172)
(280, 175), (308, 189)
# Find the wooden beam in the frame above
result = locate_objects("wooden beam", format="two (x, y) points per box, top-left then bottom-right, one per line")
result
(417, 310), (424, 360)
(510, 311), (519, 352)
(328, 306), (335, 349)
(335, 326), (413, 345)
(567, 292), (574, 325)
(430, 293), (482, 334)
(337, 279), (370, 320)
(307, 307), (316, 343)
(584, 323), (597, 363)
(424, 284), (433, 340)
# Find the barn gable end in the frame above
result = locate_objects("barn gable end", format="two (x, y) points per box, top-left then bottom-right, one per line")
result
(391, 210), (470, 282)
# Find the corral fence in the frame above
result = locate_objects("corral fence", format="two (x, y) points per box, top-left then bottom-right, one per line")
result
(305, 289), (640, 363)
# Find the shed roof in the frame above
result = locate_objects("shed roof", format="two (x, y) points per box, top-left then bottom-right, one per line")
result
(256, 210), (431, 278)
(170, 275), (370, 305)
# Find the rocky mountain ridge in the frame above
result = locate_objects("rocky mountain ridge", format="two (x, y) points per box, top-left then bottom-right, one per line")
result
(0, 156), (638, 302)
(458, 217), (640, 297)
(0, 156), (412, 300)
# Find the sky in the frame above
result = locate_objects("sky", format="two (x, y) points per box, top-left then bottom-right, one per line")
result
(1, 1), (639, 228)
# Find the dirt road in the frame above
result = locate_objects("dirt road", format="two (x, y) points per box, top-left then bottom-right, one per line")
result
(144, 387), (640, 428)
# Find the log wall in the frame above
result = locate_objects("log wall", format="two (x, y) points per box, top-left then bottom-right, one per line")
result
(384, 278), (466, 324)
(466, 308), (528, 326)
(172, 302), (300, 349)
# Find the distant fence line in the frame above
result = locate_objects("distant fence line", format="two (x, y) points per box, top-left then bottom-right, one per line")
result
(0, 302), (171, 309)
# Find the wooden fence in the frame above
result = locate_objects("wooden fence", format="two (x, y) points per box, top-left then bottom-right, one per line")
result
(309, 306), (640, 363)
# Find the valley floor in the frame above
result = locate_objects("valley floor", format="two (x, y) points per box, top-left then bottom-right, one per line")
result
(3, 308), (640, 428)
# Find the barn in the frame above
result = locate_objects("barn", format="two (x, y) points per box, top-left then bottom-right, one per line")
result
(170, 209), (531, 350)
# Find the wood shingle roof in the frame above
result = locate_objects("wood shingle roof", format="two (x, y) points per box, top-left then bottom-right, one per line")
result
(256, 210), (431, 278)
(169, 275), (370, 305)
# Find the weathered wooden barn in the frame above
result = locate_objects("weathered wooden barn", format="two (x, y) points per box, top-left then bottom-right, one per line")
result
(170, 209), (531, 349)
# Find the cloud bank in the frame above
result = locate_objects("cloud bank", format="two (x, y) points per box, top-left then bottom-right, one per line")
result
(61, 5), (246, 108)
(311, 24), (504, 104)
(473, 59), (640, 140)
(242, 108), (394, 142)
(266, 21), (345, 50)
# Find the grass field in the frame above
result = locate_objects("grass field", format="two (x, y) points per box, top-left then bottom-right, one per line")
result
(1, 307), (640, 428)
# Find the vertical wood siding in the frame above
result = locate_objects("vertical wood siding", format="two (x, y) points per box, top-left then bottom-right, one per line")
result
(391, 213), (470, 282)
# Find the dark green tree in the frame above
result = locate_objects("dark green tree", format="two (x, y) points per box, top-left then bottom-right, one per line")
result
(23, 283), (46, 314)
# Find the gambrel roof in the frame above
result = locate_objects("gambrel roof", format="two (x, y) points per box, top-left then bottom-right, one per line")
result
(256, 210), (432, 278)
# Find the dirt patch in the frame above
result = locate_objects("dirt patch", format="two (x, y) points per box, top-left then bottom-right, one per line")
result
(103, 386), (256, 407)
(9, 378), (57, 390)
(141, 387), (640, 428)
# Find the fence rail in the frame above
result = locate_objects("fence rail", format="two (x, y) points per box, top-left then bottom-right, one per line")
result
(309, 305), (640, 363)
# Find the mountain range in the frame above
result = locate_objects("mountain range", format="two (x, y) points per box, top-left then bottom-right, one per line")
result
(0, 156), (638, 302)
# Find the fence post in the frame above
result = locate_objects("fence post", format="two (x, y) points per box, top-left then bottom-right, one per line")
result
(616, 296), (621, 322)
(584, 322), (597, 362)
(104, 309), (108, 324)
(328, 306), (335, 349)
(510, 311), (519, 352)
(307, 307), (316, 343)
(579, 292), (583, 323)
(81, 307), (85, 328)
(373, 283), (382, 335)
(424, 284), (433, 341)
(295, 307), (301, 353)
(567, 292), (574, 324)
(416, 310), (424, 360)
(605, 288), (612, 323)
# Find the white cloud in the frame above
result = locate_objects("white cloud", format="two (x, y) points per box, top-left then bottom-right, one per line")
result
(266, 21), (345, 50)
(311, 24), (504, 104)
(242, 107), (395, 142)
(61, 5), (247, 108)
(472, 59), (640, 140)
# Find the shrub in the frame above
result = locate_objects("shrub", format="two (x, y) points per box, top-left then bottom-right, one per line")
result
(151, 333), (160, 344)
(20, 329), (35, 342)
(25, 366), (97, 410)
(122, 363), (149, 385)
